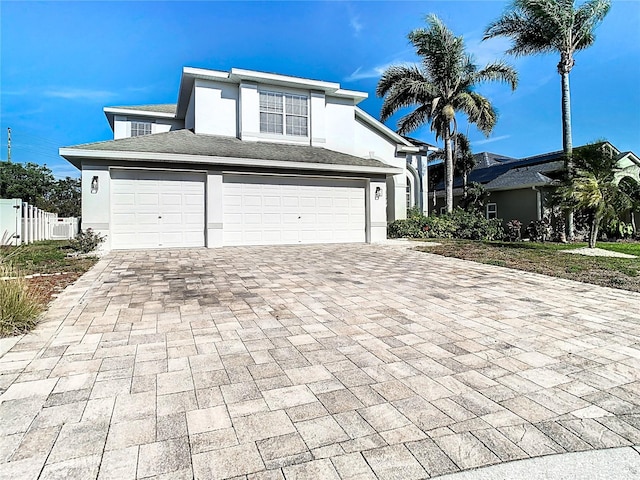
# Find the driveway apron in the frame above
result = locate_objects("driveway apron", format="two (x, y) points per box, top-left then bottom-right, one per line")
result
(1, 244), (639, 479)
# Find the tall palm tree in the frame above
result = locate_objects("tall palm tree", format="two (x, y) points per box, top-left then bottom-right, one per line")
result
(484, 0), (611, 237)
(377, 14), (517, 213)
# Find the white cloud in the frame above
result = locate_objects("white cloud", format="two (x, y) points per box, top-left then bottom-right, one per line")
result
(44, 88), (117, 101)
(472, 135), (511, 146)
(350, 15), (363, 35)
(345, 60), (413, 82)
(346, 3), (363, 36)
(465, 32), (513, 66)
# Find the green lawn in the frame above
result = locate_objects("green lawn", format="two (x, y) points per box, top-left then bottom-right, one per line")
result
(415, 239), (640, 292)
(1, 240), (98, 275)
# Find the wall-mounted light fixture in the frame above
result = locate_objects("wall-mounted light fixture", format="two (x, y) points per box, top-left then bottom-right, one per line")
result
(375, 186), (382, 200)
(91, 176), (99, 194)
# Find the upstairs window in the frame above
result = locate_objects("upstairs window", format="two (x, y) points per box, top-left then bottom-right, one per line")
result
(131, 121), (152, 137)
(259, 91), (308, 136)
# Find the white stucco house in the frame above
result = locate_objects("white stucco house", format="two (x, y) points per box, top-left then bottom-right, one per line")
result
(60, 67), (425, 250)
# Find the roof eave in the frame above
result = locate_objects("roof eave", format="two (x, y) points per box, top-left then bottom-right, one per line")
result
(58, 148), (402, 176)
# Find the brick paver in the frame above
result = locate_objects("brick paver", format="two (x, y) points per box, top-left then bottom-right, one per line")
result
(1, 243), (639, 479)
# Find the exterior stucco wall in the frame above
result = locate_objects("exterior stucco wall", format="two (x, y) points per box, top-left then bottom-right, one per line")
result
(324, 97), (356, 155)
(488, 189), (540, 225)
(80, 162), (112, 251)
(194, 79), (238, 137)
(353, 117), (406, 222)
(368, 178), (388, 242)
(310, 91), (326, 147)
(430, 188), (540, 226)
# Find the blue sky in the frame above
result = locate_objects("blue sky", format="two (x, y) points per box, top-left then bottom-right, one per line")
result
(1, 0), (639, 179)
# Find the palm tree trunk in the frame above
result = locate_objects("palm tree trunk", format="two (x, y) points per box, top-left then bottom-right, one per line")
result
(589, 214), (599, 249)
(444, 130), (454, 213)
(561, 69), (575, 241)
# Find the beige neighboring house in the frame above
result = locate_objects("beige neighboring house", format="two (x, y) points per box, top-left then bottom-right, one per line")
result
(427, 142), (640, 229)
(60, 67), (421, 251)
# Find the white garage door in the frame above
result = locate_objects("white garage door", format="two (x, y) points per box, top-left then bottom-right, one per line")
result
(110, 169), (205, 249)
(223, 175), (366, 246)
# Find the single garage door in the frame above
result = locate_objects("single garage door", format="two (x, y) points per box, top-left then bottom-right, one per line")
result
(223, 175), (366, 246)
(110, 169), (205, 249)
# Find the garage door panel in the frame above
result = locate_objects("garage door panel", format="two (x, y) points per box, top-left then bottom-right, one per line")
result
(110, 169), (205, 250)
(263, 196), (281, 207)
(223, 175), (365, 246)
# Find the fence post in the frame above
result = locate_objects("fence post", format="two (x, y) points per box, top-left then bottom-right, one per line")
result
(29, 204), (34, 244)
(35, 207), (40, 242)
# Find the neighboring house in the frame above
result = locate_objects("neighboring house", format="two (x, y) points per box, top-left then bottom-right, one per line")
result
(425, 142), (640, 228)
(60, 67), (420, 250)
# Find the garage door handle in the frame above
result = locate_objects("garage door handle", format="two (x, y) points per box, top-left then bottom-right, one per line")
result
(298, 216), (301, 219)
(158, 216), (162, 219)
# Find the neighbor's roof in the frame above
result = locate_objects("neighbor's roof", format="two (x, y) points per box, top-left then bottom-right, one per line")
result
(473, 152), (517, 168)
(60, 129), (400, 174)
(485, 168), (555, 191)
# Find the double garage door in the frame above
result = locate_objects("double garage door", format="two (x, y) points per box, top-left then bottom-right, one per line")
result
(110, 170), (366, 249)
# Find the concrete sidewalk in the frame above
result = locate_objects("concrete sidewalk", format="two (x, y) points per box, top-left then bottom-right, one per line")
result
(435, 446), (640, 479)
(1, 244), (639, 479)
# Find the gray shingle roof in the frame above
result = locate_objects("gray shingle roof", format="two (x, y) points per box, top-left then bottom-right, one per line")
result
(65, 129), (392, 169)
(108, 104), (176, 114)
(485, 168), (555, 190)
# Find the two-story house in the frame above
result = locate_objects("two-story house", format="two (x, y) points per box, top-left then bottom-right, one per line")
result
(60, 67), (419, 250)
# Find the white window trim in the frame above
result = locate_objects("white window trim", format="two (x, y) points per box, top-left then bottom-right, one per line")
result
(259, 90), (309, 137)
(130, 121), (153, 137)
(406, 174), (415, 209)
(486, 203), (498, 220)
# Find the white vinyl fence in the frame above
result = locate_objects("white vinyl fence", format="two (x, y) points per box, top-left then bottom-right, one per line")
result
(0, 198), (79, 246)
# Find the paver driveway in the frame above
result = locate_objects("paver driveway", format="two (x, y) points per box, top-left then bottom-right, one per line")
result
(1, 243), (640, 480)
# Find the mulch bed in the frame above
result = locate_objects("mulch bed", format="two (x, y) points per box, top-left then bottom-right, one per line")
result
(26, 273), (83, 304)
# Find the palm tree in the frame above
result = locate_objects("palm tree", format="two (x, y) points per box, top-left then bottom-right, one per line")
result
(377, 14), (517, 213)
(562, 142), (630, 248)
(484, 0), (611, 238)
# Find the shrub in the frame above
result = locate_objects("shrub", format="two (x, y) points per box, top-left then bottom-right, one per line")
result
(388, 208), (504, 241)
(0, 261), (43, 336)
(505, 220), (522, 241)
(445, 208), (504, 241)
(388, 216), (429, 239)
(68, 228), (105, 254)
(526, 220), (551, 242)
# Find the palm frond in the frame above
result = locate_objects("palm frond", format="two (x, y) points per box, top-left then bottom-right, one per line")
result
(573, 0), (611, 50)
(396, 105), (433, 136)
(474, 61), (519, 90)
(454, 91), (497, 135)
